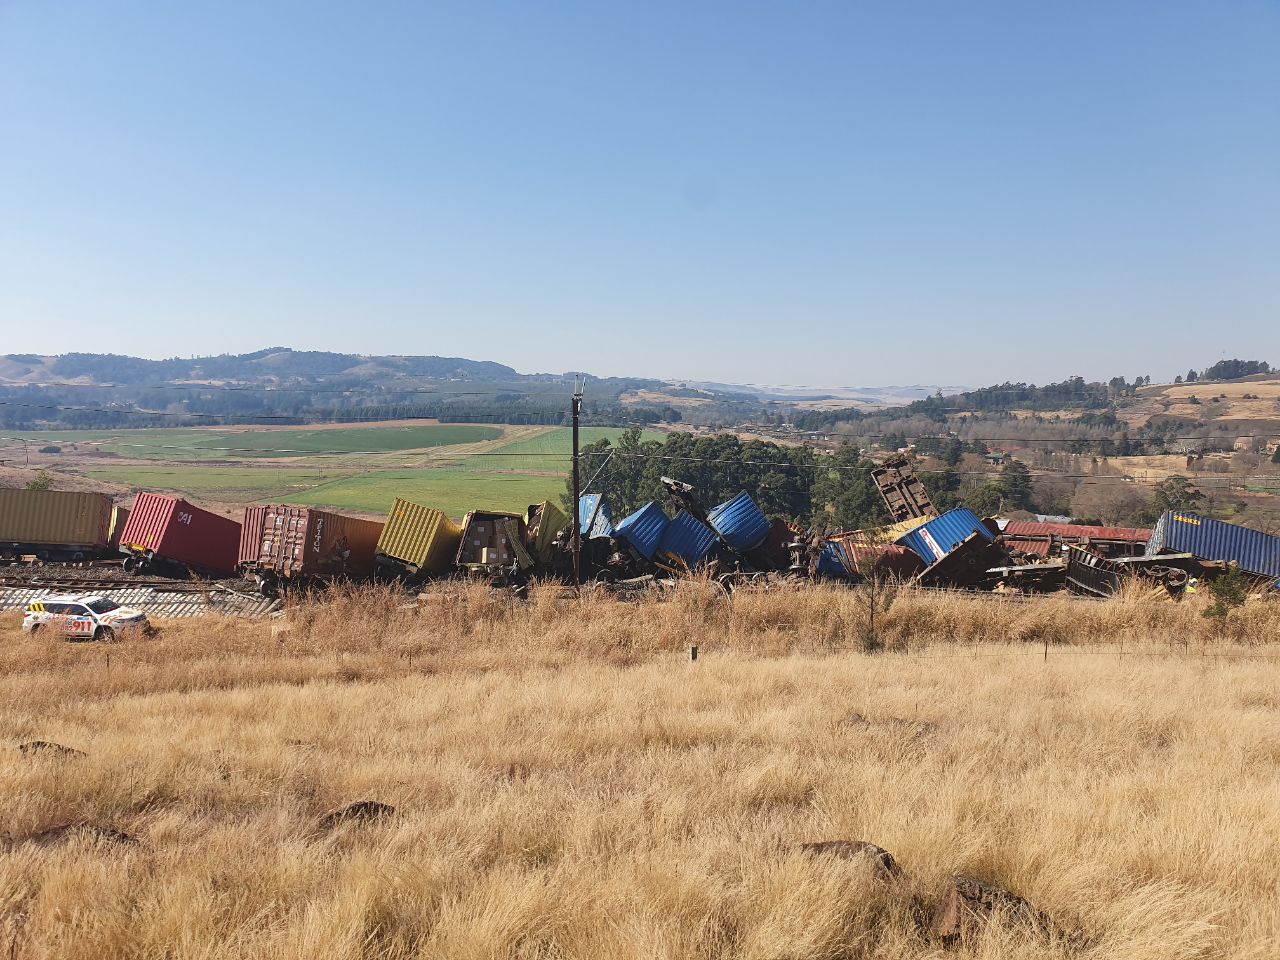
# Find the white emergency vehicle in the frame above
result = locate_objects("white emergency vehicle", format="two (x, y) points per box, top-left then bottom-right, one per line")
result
(21, 594), (150, 641)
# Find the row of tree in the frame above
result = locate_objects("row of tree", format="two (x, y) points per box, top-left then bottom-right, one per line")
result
(568, 430), (1228, 535)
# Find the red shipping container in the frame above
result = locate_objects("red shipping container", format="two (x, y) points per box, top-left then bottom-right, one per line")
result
(118, 493), (241, 575)
(239, 505), (384, 579)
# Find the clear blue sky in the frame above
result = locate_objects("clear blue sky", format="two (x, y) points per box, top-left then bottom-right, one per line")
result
(1, 1), (1276, 386)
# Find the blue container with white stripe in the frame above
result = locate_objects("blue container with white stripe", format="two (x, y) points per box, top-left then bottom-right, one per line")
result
(1146, 511), (1280, 578)
(614, 501), (670, 561)
(707, 492), (771, 552)
(895, 508), (993, 564)
(656, 511), (719, 568)
(578, 494), (614, 539)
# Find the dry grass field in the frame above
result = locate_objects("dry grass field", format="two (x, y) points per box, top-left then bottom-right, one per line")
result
(2, 584), (1278, 959)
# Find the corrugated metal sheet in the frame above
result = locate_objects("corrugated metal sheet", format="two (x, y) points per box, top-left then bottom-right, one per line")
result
(120, 493), (241, 575)
(0, 490), (113, 550)
(706, 492), (771, 551)
(615, 502), (670, 561)
(656, 511), (719, 568)
(239, 506), (266, 568)
(525, 500), (569, 564)
(0, 585), (280, 619)
(578, 494), (614, 539)
(1146, 511), (1280, 578)
(377, 498), (462, 574)
(242, 506), (384, 579)
(896, 508), (993, 564)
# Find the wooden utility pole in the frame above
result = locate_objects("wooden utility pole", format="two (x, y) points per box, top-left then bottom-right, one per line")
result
(571, 380), (583, 586)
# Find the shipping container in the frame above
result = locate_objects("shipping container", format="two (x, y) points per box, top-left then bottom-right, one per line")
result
(614, 502), (670, 561)
(0, 490), (113, 556)
(1003, 521), (1150, 558)
(896, 508), (994, 565)
(525, 500), (569, 564)
(706, 492), (771, 552)
(239, 505), (384, 580)
(578, 494), (614, 539)
(1146, 511), (1280, 579)
(375, 498), (462, 577)
(656, 511), (719, 569)
(825, 536), (926, 580)
(120, 493), (241, 576)
(456, 511), (531, 569)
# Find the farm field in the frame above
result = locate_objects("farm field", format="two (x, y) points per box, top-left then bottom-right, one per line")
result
(5, 424), (503, 461)
(58, 424), (661, 516)
(1, 584), (1276, 959)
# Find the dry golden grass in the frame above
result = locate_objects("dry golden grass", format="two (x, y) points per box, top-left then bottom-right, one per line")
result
(2, 583), (1278, 959)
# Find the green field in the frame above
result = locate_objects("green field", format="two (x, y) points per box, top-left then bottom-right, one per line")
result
(84, 466), (365, 503)
(79, 425), (659, 516)
(282, 469), (569, 518)
(7, 424), (501, 461)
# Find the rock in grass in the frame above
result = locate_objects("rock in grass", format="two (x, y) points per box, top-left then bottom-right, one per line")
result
(17, 740), (86, 759)
(17, 823), (138, 848)
(799, 840), (901, 879)
(929, 875), (1053, 942)
(316, 800), (396, 831)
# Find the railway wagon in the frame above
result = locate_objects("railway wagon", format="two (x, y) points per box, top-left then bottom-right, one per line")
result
(0, 489), (115, 562)
(240, 505), (384, 590)
(118, 493), (241, 577)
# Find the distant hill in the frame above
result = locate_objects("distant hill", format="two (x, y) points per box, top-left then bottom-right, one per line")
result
(0, 348), (520, 385)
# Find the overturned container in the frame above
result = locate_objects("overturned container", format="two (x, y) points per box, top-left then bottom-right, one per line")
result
(655, 511), (720, 570)
(0, 489), (115, 561)
(240, 505), (384, 583)
(456, 511), (531, 570)
(707, 492), (771, 552)
(525, 500), (570, 565)
(823, 536), (926, 581)
(120, 492), (241, 577)
(578, 493), (615, 540)
(614, 502), (670, 562)
(895, 508), (995, 565)
(1146, 511), (1280, 579)
(375, 498), (462, 580)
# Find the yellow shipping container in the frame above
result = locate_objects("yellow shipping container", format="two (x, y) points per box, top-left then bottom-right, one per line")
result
(525, 500), (569, 564)
(840, 514), (931, 545)
(376, 498), (462, 575)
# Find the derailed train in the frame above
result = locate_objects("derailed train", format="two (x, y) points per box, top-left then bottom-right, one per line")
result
(2, 474), (1278, 596)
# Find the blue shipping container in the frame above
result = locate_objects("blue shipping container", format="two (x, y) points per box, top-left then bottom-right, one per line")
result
(707, 492), (771, 551)
(1146, 511), (1280, 579)
(656, 511), (719, 568)
(816, 541), (847, 578)
(578, 494), (614, 539)
(896, 508), (993, 564)
(615, 501), (670, 561)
